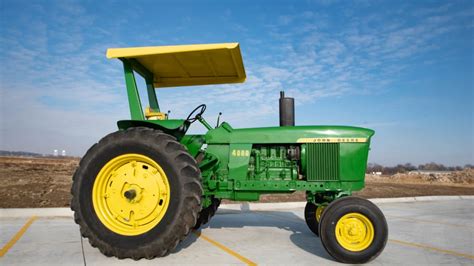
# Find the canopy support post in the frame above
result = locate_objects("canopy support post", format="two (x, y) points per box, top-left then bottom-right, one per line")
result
(146, 77), (160, 112)
(122, 60), (145, 120)
(127, 58), (160, 112)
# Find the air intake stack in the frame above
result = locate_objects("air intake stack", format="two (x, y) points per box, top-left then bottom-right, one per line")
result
(279, 91), (295, 126)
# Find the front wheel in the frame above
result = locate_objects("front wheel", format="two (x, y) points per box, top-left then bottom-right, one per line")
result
(304, 202), (326, 237)
(319, 196), (388, 264)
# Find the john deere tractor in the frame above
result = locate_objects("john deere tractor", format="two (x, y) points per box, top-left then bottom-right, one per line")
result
(71, 43), (387, 263)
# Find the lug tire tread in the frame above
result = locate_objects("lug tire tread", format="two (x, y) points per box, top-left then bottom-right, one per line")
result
(194, 197), (221, 229)
(71, 127), (203, 260)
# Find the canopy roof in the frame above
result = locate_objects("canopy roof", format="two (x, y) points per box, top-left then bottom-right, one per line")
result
(107, 43), (246, 88)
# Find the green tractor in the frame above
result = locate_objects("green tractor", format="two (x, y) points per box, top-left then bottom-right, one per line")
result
(71, 43), (388, 263)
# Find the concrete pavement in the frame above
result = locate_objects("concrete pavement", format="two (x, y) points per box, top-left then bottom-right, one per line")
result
(1, 198), (473, 265)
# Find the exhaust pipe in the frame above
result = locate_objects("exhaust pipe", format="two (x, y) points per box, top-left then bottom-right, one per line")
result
(279, 91), (295, 126)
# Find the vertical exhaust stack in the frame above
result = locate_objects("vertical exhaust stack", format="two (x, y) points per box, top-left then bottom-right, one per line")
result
(279, 91), (295, 126)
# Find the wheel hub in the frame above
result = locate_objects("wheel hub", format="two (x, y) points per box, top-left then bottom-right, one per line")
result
(92, 154), (170, 236)
(335, 213), (374, 252)
(315, 205), (326, 222)
(122, 183), (144, 203)
(124, 189), (137, 200)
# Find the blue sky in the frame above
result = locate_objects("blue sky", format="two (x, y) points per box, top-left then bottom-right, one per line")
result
(0, 0), (472, 166)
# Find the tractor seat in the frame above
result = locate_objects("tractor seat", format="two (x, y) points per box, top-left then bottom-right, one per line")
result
(145, 107), (167, 120)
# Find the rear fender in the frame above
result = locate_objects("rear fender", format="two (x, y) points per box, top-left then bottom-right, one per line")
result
(117, 119), (190, 140)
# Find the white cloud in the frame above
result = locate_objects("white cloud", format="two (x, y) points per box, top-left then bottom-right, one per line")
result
(1, 1), (472, 158)
(0, 2), (130, 155)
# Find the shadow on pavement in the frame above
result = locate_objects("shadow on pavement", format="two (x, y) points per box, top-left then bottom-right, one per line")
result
(172, 228), (200, 254)
(201, 210), (333, 261)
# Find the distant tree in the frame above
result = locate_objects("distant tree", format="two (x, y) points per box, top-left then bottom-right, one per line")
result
(367, 162), (467, 174)
(366, 163), (383, 173)
(382, 166), (398, 175)
(403, 163), (417, 171)
(419, 162), (446, 171)
(394, 165), (404, 173)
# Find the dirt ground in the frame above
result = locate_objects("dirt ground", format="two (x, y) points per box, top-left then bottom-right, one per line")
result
(0, 156), (472, 208)
(0, 156), (78, 208)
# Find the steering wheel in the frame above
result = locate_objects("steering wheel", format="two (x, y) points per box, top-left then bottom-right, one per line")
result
(186, 104), (207, 123)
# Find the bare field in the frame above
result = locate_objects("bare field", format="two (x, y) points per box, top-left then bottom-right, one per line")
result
(0, 156), (472, 208)
(0, 156), (78, 208)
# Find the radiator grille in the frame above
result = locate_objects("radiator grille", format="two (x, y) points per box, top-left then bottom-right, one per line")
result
(306, 143), (340, 181)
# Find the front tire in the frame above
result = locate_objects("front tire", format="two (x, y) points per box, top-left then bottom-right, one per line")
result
(319, 197), (388, 264)
(71, 127), (202, 259)
(304, 202), (326, 237)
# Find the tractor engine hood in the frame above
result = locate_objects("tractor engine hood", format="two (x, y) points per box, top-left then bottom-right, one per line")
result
(205, 123), (375, 144)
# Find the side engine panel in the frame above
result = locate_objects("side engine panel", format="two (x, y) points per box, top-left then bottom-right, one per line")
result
(247, 145), (300, 181)
(245, 142), (370, 183)
(201, 142), (370, 202)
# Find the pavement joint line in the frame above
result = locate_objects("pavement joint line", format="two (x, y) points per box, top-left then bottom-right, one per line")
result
(386, 215), (474, 229)
(193, 231), (257, 266)
(0, 216), (37, 257)
(389, 239), (474, 260)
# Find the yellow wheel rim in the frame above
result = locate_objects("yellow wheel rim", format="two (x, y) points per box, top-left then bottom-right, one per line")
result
(92, 154), (170, 236)
(316, 205), (325, 222)
(335, 213), (374, 252)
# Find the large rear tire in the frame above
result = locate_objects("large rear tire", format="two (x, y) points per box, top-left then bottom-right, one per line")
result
(194, 197), (221, 229)
(71, 127), (202, 260)
(319, 196), (388, 264)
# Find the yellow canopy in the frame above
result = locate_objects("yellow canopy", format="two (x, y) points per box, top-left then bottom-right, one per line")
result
(106, 43), (246, 88)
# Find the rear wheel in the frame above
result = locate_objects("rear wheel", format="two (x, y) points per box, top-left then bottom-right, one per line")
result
(71, 127), (202, 259)
(194, 197), (221, 229)
(319, 197), (388, 264)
